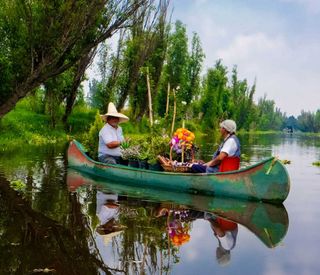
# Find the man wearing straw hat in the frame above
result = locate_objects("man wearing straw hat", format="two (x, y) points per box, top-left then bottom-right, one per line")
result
(98, 102), (129, 164)
(95, 191), (125, 245)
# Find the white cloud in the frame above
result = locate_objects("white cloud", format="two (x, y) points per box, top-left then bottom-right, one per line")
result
(193, 0), (211, 6)
(280, 0), (320, 14)
(212, 32), (320, 116)
(263, 261), (287, 275)
(216, 33), (287, 66)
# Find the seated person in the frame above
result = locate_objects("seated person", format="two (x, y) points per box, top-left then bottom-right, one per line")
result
(95, 191), (125, 246)
(192, 119), (240, 173)
(207, 216), (238, 266)
(98, 102), (129, 164)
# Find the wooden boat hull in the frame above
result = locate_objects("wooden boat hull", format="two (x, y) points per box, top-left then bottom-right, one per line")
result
(67, 140), (290, 203)
(67, 168), (289, 248)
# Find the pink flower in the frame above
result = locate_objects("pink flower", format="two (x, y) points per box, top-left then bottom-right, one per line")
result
(170, 136), (179, 146)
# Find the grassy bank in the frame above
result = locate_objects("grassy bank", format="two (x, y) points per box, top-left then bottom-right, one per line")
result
(0, 101), (96, 148)
(0, 100), (171, 149)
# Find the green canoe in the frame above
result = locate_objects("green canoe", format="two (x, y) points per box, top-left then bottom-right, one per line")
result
(67, 140), (290, 203)
(67, 168), (289, 248)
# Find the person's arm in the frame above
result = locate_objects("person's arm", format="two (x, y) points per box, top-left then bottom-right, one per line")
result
(106, 141), (121, 148)
(205, 152), (228, 167)
(103, 126), (123, 148)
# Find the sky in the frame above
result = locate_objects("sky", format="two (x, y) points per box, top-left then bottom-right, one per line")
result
(170, 0), (320, 116)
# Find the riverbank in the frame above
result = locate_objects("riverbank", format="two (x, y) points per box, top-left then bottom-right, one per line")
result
(1, 101), (319, 150)
(0, 100), (197, 149)
(0, 102), (96, 148)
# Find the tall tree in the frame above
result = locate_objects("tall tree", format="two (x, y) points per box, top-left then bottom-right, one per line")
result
(229, 67), (256, 130)
(89, 33), (125, 113)
(0, 0), (150, 119)
(256, 95), (285, 131)
(297, 110), (317, 132)
(166, 20), (189, 101)
(315, 110), (320, 132)
(62, 50), (96, 125)
(120, 0), (170, 121)
(200, 60), (228, 130)
(185, 32), (205, 104)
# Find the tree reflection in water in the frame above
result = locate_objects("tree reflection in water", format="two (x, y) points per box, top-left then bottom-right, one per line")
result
(76, 186), (181, 274)
(0, 174), (123, 274)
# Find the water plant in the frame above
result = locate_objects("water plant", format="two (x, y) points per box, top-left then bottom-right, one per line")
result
(9, 180), (26, 192)
(312, 161), (320, 166)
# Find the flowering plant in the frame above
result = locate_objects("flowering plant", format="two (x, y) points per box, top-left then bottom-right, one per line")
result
(168, 220), (191, 246)
(170, 128), (195, 153)
(121, 145), (141, 160)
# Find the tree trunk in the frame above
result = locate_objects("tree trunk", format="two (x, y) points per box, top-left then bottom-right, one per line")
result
(63, 49), (96, 127)
(146, 67), (153, 126)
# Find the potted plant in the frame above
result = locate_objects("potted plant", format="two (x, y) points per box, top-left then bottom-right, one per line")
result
(138, 151), (151, 170)
(137, 141), (152, 169)
(147, 136), (170, 171)
(147, 156), (162, 171)
(121, 145), (141, 168)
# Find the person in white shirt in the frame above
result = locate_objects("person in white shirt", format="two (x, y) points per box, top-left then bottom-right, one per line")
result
(191, 119), (241, 173)
(95, 191), (124, 240)
(98, 102), (129, 164)
(208, 216), (238, 266)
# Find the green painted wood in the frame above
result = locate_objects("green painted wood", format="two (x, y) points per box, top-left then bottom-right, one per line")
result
(67, 140), (290, 203)
(67, 168), (289, 248)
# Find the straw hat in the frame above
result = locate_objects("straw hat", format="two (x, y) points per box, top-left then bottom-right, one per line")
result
(102, 230), (123, 246)
(101, 102), (129, 123)
(216, 246), (231, 266)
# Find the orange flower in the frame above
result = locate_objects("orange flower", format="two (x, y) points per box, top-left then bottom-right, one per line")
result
(171, 128), (195, 153)
(171, 232), (191, 246)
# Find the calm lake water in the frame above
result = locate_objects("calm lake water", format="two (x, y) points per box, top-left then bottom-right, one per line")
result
(0, 133), (320, 275)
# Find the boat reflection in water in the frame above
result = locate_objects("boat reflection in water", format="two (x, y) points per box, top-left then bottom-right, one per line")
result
(67, 169), (289, 271)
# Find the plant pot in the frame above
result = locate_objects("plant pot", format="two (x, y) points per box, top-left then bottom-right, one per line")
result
(119, 158), (129, 166)
(139, 160), (149, 170)
(128, 159), (139, 168)
(148, 162), (163, 171)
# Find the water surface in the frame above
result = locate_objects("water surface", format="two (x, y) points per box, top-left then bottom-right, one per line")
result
(0, 133), (319, 275)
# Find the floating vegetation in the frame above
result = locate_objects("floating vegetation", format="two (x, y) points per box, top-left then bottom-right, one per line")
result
(241, 153), (250, 162)
(9, 179), (26, 192)
(281, 160), (291, 165)
(312, 161), (320, 166)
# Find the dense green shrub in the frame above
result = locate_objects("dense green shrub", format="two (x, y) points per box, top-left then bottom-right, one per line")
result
(82, 111), (105, 159)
